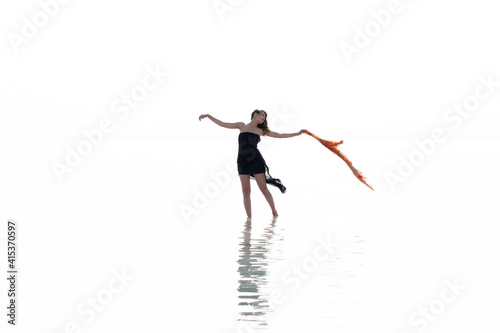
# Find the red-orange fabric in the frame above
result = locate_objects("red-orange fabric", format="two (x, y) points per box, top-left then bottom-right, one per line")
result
(304, 130), (374, 191)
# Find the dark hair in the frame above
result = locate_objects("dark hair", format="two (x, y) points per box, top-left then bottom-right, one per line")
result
(251, 109), (270, 136)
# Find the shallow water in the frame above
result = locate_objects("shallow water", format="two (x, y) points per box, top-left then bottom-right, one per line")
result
(0, 139), (498, 332)
(233, 219), (368, 331)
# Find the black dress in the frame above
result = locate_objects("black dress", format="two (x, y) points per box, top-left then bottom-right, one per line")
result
(237, 132), (287, 193)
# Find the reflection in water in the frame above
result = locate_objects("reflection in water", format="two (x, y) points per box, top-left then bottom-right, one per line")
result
(236, 219), (283, 327)
(235, 218), (367, 330)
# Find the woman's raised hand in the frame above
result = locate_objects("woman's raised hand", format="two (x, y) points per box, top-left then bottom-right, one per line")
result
(199, 114), (209, 121)
(298, 129), (307, 135)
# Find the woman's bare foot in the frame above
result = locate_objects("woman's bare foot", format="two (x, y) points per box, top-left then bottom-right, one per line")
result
(246, 216), (252, 222)
(272, 211), (278, 219)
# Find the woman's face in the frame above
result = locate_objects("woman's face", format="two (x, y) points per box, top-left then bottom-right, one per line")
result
(257, 111), (266, 124)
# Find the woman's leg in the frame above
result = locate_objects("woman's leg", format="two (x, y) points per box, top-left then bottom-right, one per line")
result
(254, 173), (278, 218)
(239, 174), (252, 220)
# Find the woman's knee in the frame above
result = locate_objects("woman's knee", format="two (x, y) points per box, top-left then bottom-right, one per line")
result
(242, 188), (251, 197)
(259, 187), (270, 195)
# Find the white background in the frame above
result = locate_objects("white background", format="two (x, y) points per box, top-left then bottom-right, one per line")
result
(1, 0), (499, 332)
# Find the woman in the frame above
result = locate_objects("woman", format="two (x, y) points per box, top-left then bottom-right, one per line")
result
(199, 109), (306, 221)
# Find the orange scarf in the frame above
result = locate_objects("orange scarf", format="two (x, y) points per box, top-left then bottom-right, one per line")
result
(304, 130), (374, 191)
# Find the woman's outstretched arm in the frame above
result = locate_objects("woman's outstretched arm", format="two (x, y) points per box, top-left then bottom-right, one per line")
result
(199, 114), (243, 129)
(267, 129), (306, 138)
